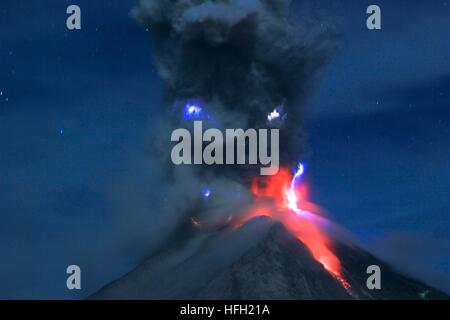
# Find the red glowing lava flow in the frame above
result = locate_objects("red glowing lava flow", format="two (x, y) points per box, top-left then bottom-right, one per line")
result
(233, 166), (351, 290)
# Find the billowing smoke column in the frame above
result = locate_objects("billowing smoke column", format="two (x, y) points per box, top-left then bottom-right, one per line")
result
(131, 0), (337, 228)
(131, 0), (336, 225)
(131, 0), (338, 165)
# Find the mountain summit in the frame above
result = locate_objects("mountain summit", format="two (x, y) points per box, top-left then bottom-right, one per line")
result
(92, 218), (448, 300)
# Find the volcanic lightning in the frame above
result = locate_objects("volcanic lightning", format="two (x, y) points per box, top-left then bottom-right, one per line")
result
(184, 103), (203, 119)
(286, 163), (306, 215)
(267, 109), (280, 121)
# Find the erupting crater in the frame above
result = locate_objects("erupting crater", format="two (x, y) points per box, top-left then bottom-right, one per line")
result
(232, 163), (351, 291)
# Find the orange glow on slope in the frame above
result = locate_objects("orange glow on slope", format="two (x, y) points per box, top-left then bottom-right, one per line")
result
(234, 167), (351, 290)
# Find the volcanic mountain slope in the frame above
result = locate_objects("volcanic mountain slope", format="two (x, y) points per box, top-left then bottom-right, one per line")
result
(92, 218), (448, 300)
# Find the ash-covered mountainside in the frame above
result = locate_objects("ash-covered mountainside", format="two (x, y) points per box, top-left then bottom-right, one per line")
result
(92, 218), (448, 300)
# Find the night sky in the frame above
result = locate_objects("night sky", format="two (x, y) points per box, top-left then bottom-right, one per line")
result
(1, 0), (449, 298)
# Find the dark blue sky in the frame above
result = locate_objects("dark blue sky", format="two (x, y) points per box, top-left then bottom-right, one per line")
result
(0, 0), (449, 298)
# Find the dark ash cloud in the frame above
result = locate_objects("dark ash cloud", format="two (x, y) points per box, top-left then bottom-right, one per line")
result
(125, 0), (338, 247)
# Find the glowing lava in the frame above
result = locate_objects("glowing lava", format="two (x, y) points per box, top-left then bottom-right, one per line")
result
(233, 163), (351, 290)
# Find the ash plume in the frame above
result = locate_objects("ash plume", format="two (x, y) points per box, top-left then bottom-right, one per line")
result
(129, 0), (338, 242)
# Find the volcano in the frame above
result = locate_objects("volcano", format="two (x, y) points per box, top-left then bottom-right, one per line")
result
(92, 217), (448, 300)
